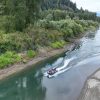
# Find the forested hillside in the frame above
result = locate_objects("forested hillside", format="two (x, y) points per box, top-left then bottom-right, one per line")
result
(40, 0), (99, 21)
(41, 0), (77, 11)
(0, 0), (100, 68)
(0, 0), (42, 31)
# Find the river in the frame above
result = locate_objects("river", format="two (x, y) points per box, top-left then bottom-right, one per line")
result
(0, 29), (100, 100)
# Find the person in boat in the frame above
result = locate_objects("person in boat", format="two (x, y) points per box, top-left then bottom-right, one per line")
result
(47, 68), (57, 75)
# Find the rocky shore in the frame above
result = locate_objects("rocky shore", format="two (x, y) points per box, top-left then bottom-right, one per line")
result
(78, 69), (100, 100)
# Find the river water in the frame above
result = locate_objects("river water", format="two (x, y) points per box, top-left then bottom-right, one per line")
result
(0, 29), (100, 100)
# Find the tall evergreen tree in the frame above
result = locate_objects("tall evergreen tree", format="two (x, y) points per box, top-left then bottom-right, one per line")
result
(0, 0), (42, 31)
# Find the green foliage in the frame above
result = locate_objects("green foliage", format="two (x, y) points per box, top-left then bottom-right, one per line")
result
(52, 10), (67, 21)
(0, 0), (99, 69)
(0, 0), (100, 33)
(71, 23), (84, 35)
(41, 0), (77, 11)
(61, 28), (74, 38)
(0, 51), (21, 69)
(50, 41), (66, 49)
(45, 14), (53, 21)
(0, 18), (98, 53)
(36, 19), (98, 41)
(0, 31), (33, 53)
(88, 26), (96, 31)
(27, 50), (36, 58)
(0, 0), (42, 32)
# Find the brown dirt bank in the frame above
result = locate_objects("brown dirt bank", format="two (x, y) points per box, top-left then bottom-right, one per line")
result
(0, 43), (76, 81)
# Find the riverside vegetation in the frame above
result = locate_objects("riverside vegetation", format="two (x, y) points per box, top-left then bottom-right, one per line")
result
(0, 0), (100, 68)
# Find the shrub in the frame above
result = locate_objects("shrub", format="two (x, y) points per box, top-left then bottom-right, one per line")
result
(61, 28), (74, 38)
(27, 50), (36, 58)
(52, 10), (67, 20)
(0, 17), (98, 53)
(72, 23), (84, 35)
(40, 10), (67, 21)
(89, 26), (96, 31)
(46, 14), (53, 21)
(50, 41), (66, 49)
(0, 51), (21, 69)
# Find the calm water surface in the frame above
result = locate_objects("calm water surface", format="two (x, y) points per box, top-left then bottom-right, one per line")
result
(0, 29), (100, 100)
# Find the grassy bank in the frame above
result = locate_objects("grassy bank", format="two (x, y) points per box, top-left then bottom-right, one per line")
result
(0, 19), (98, 53)
(0, 23), (98, 69)
(0, 8), (99, 69)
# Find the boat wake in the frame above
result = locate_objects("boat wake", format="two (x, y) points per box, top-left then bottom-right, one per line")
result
(44, 57), (75, 78)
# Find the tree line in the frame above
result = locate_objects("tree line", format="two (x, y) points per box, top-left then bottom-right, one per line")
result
(0, 0), (100, 32)
(0, 0), (99, 68)
(41, 0), (99, 21)
(0, 0), (41, 32)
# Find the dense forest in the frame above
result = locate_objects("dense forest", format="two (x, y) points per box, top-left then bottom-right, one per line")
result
(40, 0), (99, 21)
(0, 0), (100, 68)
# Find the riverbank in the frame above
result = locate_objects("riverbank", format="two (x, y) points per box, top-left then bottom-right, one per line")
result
(0, 43), (76, 81)
(78, 68), (100, 100)
(0, 28), (96, 81)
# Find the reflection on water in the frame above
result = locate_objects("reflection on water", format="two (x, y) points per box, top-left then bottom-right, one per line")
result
(0, 54), (65, 100)
(0, 29), (100, 100)
(0, 69), (46, 100)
